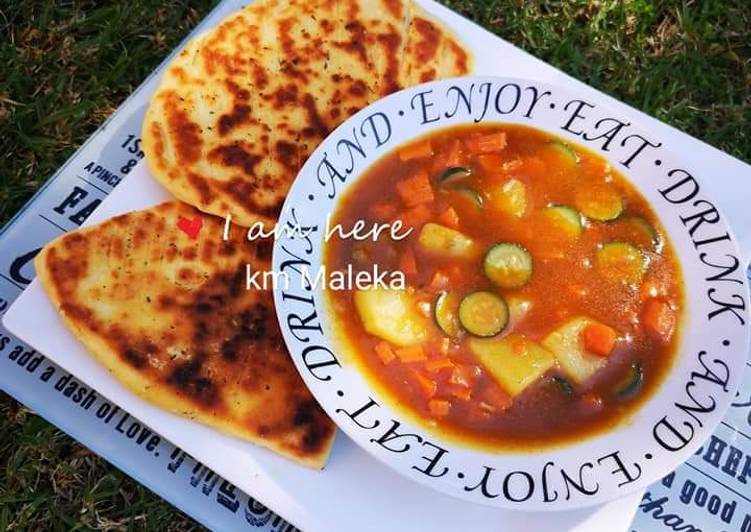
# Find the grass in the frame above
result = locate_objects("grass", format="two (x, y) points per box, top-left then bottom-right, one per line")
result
(1, 0), (749, 530)
(441, 0), (751, 162)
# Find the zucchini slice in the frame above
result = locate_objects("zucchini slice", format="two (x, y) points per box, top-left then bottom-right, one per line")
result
(575, 182), (623, 221)
(452, 186), (484, 208)
(551, 375), (575, 397)
(615, 361), (644, 399)
(434, 291), (462, 337)
(542, 205), (583, 238)
(595, 241), (647, 285)
(458, 291), (508, 337)
(437, 167), (472, 185)
(624, 216), (661, 251)
(547, 139), (580, 165)
(418, 223), (476, 258)
(483, 243), (533, 289)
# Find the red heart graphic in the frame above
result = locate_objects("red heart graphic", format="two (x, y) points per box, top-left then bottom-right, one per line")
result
(177, 216), (203, 240)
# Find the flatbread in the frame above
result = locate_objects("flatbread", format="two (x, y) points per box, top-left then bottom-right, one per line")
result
(35, 201), (335, 468)
(142, 0), (472, 228)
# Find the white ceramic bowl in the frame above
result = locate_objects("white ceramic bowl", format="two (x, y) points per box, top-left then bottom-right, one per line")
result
(272, 76), (750, 510)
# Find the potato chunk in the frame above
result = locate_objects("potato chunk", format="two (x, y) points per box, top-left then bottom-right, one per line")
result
(542, 317), (610, 383)
(418, 223), (476, 258)
(469, 333), (556, 397)
(492, 178), (527, 218)
(354, 288), (428, 346)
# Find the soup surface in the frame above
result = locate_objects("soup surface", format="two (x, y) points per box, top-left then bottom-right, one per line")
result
(325, 124), (683, 449)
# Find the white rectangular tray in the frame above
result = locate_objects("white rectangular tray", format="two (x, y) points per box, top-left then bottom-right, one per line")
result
(4, 1), (751, 530)
(3, 161), (644, 531)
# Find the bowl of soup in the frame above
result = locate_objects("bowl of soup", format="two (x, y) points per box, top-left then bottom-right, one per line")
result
(272, 77), (749, 510)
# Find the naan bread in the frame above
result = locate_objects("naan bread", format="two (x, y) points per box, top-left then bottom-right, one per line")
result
(142, 0), (472, 228)
(35, 201), (335, 468)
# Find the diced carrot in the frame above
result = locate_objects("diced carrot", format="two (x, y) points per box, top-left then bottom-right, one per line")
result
(430, 157), (447, 175)
(425, 357), (454, 372)
(395, 345), (427, 363)
(416, 299), (432, 318)
(370, 202), (397, 220)
(374, 341), (396, 364)
(399, 203), (432, 229)
(399, 140), (433, 161)
(444, 140), (466, 167)
(432, 265), (462, 288)
(581, 322), (617, 357)
(396, 172), (434, 207)
(502, 159), (523, 172)
(476, 153), (506, 176)
(642, 298), (676, 344)
(481, 385), (513, 412)
(411, 370), (437, 398)
(450, 385), (472, 401)
(446, 265), (464, 283)
(437, 206), (460, 228)
(399, 248), (418, 277)
(429, 270), (449, 289)
(467, 132), (507, 153)
(449, 364), (479, 388)
(428, 399), (451, 417)
(478, 401), (498, 422)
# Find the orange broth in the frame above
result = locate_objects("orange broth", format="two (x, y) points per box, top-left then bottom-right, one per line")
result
(324, 124), (683, 449)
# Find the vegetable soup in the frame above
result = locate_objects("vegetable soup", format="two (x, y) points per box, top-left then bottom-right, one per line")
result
(325, 124), (683, 449)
